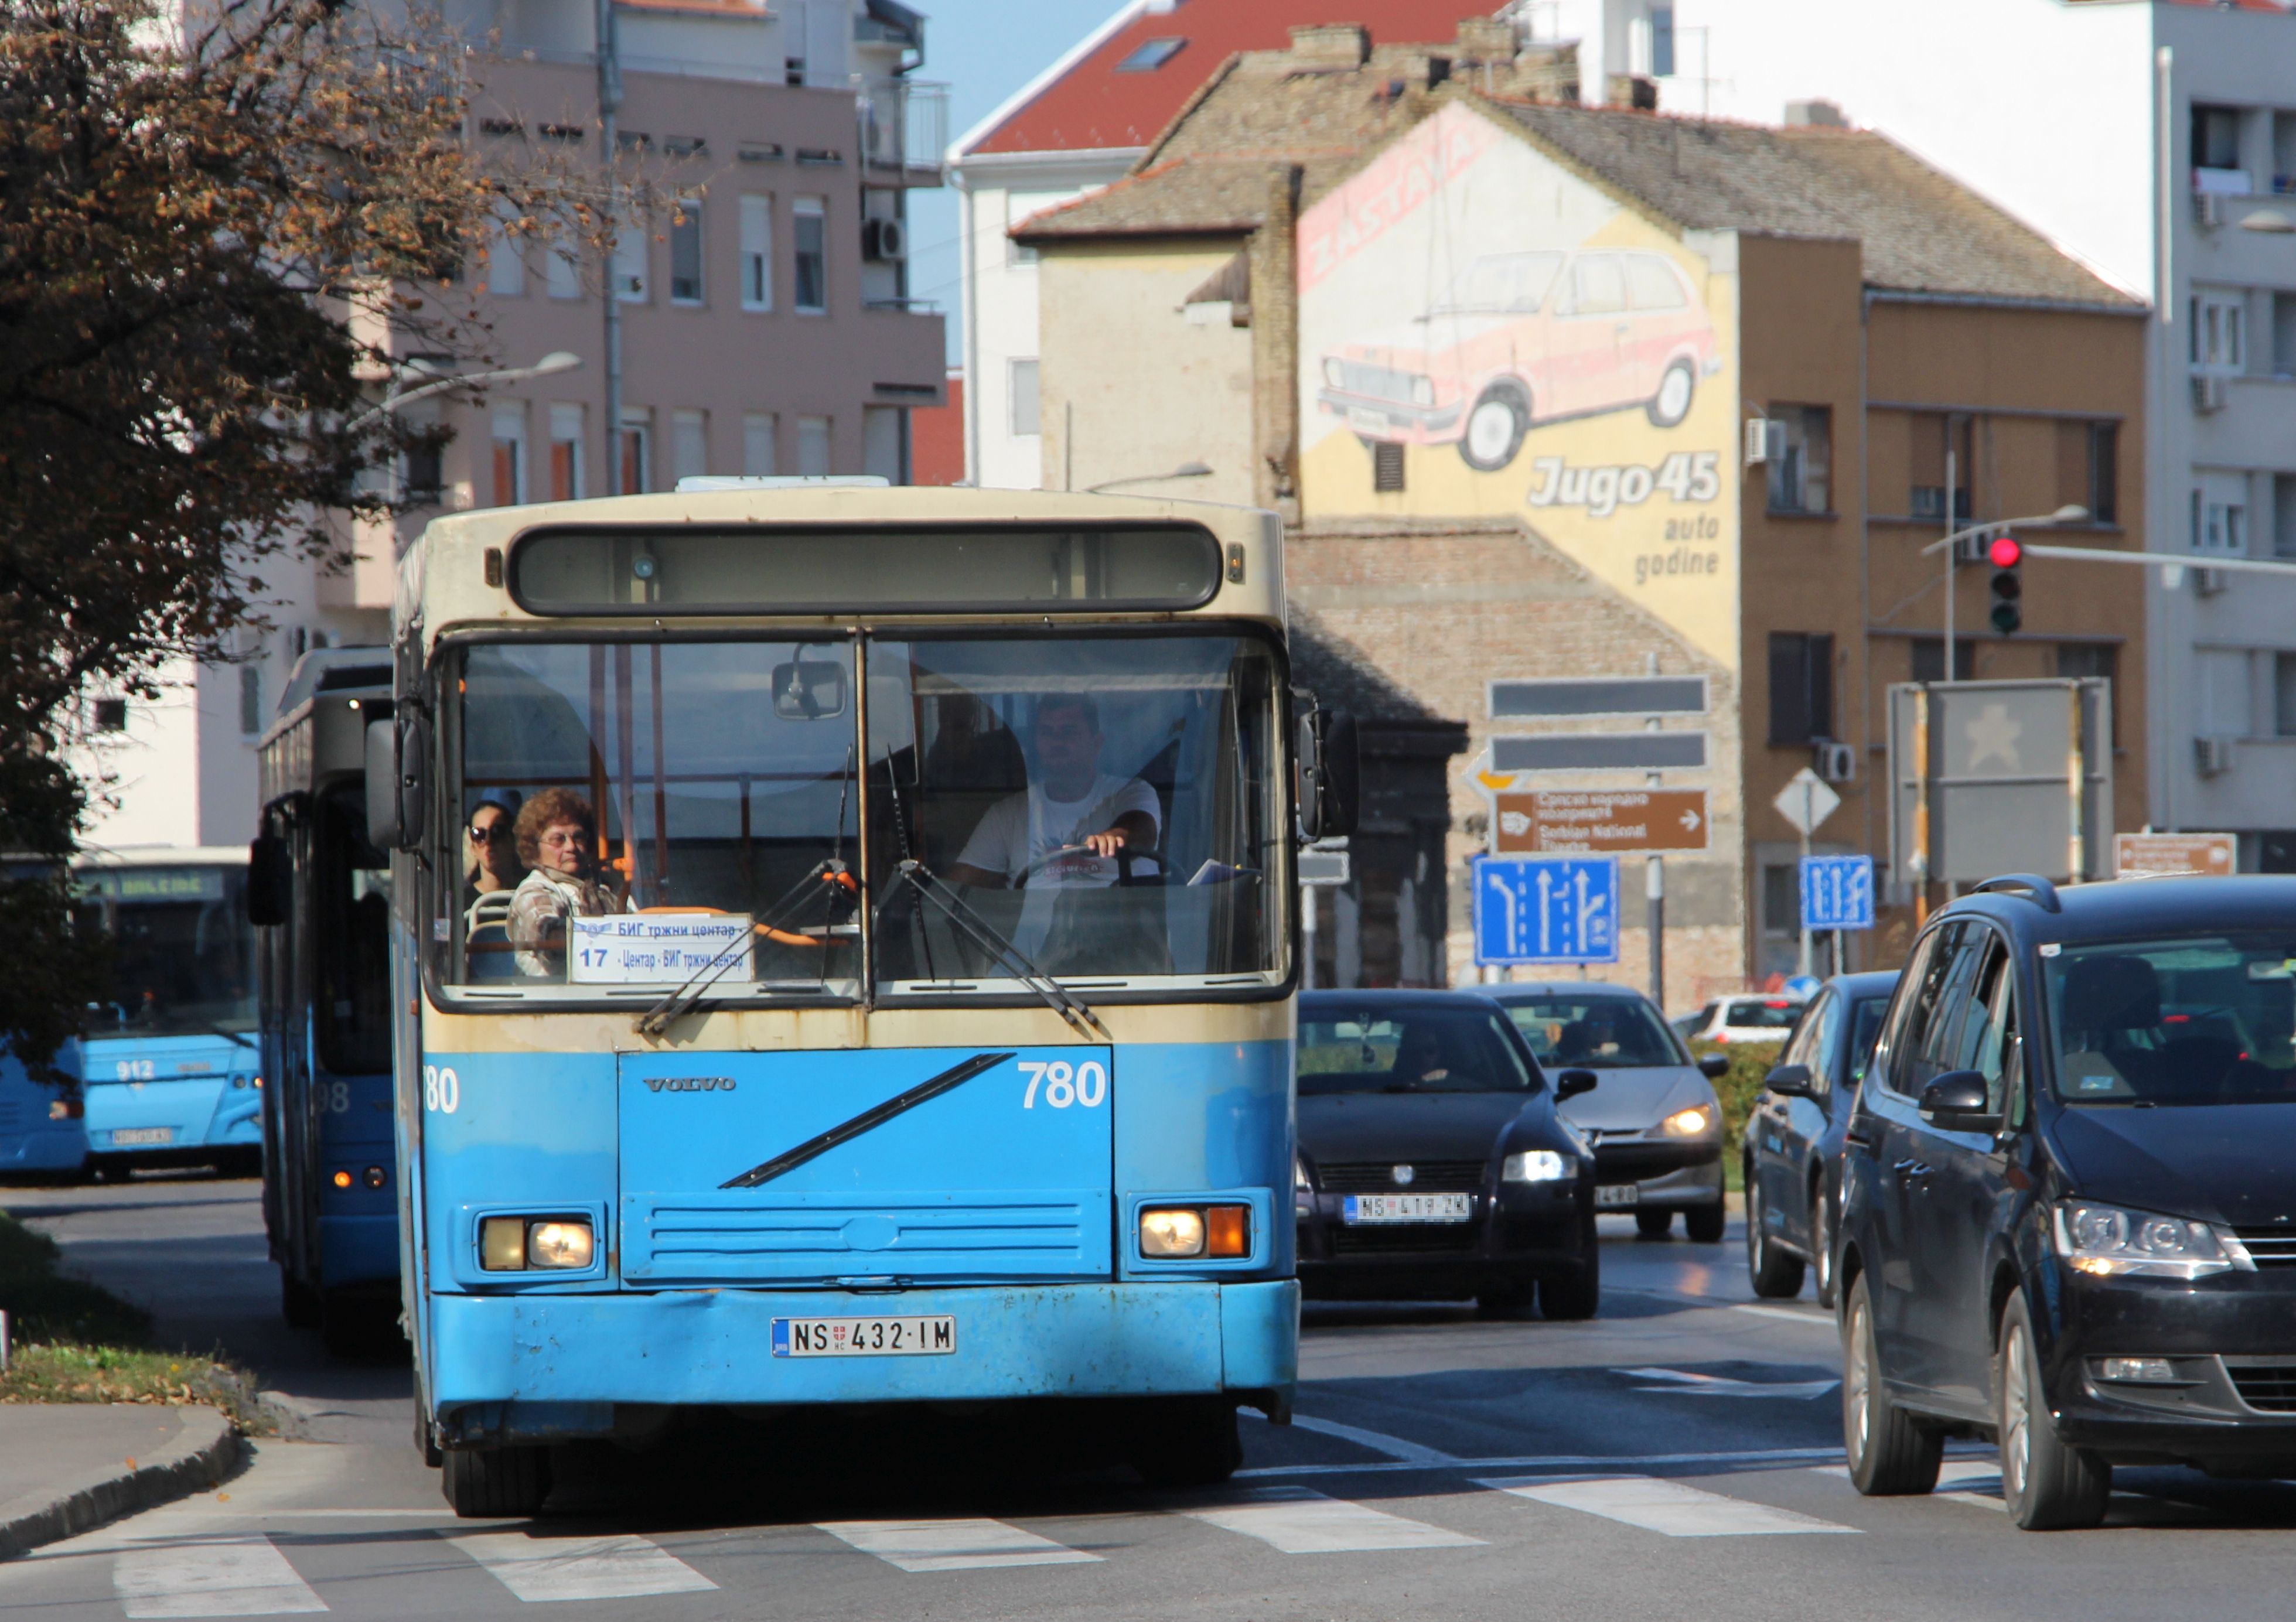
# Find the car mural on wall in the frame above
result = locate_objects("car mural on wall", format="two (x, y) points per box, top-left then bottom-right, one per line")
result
(1315, 248), (1724, 472)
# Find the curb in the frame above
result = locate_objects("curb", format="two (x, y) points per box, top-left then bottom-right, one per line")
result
(0, 1406), (238, 1560)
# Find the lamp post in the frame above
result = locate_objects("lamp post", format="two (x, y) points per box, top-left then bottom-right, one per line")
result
(1084, 461), (1212, 494)
(349, 351), (583, 433)
(1920, 503), (2089, 677)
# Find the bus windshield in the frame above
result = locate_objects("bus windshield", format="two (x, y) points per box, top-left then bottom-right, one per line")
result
(77, 865), (257, 1038)
(447, 631), (1283, 997)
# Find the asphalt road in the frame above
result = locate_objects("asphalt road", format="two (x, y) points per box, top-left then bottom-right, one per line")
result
(6, 1174), (2296, 1620)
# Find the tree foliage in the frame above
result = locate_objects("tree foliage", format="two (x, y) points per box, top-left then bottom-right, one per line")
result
(0, 0), (539, 1077)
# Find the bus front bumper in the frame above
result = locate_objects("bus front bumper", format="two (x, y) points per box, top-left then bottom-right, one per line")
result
(429, 1279), (1298, 1445)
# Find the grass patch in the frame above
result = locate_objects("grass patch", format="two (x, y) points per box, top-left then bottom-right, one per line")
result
(1693, 1039), (1785, 1180)
(0, 1207), (271, 1432)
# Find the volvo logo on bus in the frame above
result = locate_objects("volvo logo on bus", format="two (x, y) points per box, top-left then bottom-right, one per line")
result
(1391, 1164), (1415, 1186)
(644, 1077), (738, 1094)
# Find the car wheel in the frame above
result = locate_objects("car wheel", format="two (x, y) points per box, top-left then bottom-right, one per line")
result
(1128, 1397), (1243, 1488)
(1684, 1198), (1727, 1245)
(1634, 1207), (1673, 1240)
(441, 1445), (553, 1518)
(1646, 358), (1695, 427)
(1458, 387), (1528, 472)
(1538, 1215), (1601, 1320)
(1997, 1294), (2110, 1529)
(1841, 1274), (1941, 1495)
(1746, 1171), (1806, 1297)
(1810, 1179), (1837, 1310)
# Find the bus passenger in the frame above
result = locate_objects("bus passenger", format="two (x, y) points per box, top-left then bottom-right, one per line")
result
(507, 788), (622, 978)
(948, 693), (1159, 890)
(463, 789), (527, 931)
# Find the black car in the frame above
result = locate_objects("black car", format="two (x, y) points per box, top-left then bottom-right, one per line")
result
(1744, 969), (1899, 1306)
(1295, 990), (1599, 1318)
(1837, 874), (2296, 1529)
(1485, 982), (1733, 1241)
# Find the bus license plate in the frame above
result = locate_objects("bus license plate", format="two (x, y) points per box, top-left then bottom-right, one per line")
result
(109, 1127), (174, 1147)
(1343, 1193), (1471, 1224)
(1595, 1184), (1640, 1208)
(772, 1315), (956, 1358)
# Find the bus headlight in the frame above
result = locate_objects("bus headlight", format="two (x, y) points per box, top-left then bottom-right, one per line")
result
(1139, 1204), (1252, 1259)
(528, 1221), (594, 1269)
(479, 1215), (595, 1271)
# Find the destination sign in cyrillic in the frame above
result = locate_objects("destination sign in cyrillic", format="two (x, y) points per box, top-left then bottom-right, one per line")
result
(1493, 790), (1710, 855)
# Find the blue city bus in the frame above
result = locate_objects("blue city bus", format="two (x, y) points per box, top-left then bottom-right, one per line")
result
(374, 483), (1346, 1515)
(251, 645), (403, 1354)
(0, 849), (262, 1181)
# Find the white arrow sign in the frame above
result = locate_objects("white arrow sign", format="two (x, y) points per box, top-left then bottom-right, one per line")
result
(1680, 807), (1701, 833)
(1772, 767), (1840, 838)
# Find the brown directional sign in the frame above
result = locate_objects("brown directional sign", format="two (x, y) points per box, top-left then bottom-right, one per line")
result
(2113, 832), (2236, 879)
(1493, 790), (1710, 855)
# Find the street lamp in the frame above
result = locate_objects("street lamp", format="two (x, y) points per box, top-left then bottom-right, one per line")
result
(1084, 461), (1213, 494)
(1919, 504), (2087, 671)
(349, 351), (582, 432)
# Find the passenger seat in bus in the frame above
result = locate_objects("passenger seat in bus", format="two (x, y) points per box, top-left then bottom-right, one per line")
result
(465, 890), (518, 982)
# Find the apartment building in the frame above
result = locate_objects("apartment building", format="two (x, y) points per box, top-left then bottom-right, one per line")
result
(1021, 23), (2148, 995)
(76, 0), (946, 851)
(1545, 0), (2296, 869)
(947, 0), (1514, 493)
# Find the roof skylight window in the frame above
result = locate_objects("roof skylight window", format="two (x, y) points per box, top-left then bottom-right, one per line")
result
(1117, 36), (1187, 72)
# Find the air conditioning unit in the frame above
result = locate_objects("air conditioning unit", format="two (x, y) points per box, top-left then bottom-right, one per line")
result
(2195, 191), (2225, 228)
(2195, 735), (2236, 777)
(1812, 739), (1857, 784)
(1744, 417), (1784, 467)
(2193, 373), (2229, 413)
(861, 217), (907, 262)
(2193, 565), (2230, 597)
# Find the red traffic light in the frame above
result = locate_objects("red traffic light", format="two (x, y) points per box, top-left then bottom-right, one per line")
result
(1987, 535), (2022, 569)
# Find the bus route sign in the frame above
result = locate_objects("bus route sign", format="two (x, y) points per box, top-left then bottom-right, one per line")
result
(571, 914), (753, 984)
(1473, 856), (1620, 965)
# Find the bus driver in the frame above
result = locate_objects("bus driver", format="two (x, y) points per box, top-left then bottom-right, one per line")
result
(506, 788), (626, 978)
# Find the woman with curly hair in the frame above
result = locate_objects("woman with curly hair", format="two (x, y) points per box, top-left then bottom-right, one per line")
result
(506, 788), (625, 978)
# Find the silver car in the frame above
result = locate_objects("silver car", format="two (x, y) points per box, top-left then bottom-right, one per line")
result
(1486, 984), (1731, 1241)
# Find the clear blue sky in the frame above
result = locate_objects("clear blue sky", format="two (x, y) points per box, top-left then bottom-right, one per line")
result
(910, 0), (1125, 366)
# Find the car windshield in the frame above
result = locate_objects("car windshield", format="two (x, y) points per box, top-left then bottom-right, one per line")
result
(1298, 1006), (1538, 1095)
(1726, 998), (1804, 1030)
(76, 865), (257, 1037)
(1848, 996), (1890, 1084)
(1432, 252), (1564, 315)
(448, 632), (1283, 998)
(2045, 934), (2296, 1105)
(1502, 998), (1680, 1068)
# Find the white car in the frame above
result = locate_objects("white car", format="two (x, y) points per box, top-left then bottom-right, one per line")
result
(1671, 995), (1807, 1047)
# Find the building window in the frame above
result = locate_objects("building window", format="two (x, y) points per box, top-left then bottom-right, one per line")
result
(1117, 36), (1186, 73)
(795, 415), (831, 476)
(1372, 440), (1405, 493)
(669, 200), (704, 305)
(2273, 292), (2296, 375)
(1768, 632), (1834, 744)
(1765, 404), (1830, 514)
(1908, 411), (1971, 523)
(618, 411), (651, 495)
(1008, 358), (1041, 436)
(2087, 422), (2117, 525)
(612, 218), (647, 303)
(2198, 648), (2251, 738)
(2277, 653), (2296, 737)
(672, 409), (707, 484)
(1649, 5), (1675, 76)
(793, 196), (827, 315)
(239, 665), (262, 737)
(743, 412), (777, 476)
(2057, 642), (2120, 745)
(547, 235), (581, 301)
(740, 194), (773, 311)
(863, 406), (906, 484)
(403, 437), (443, 504)
(485, 205), (526, 298)
(2196, 472), (2249, 552)
(1761, 863), (1800, 939)
(2192, 103), (2243, 178)
(92, 696), (127, 732)
(2275, 474), (2296, 559)
(549, 404), (585, 501)
(1910, 638), (1973, 684)
(491, 406), (526, 507)
(2192, 288), (2245, 373)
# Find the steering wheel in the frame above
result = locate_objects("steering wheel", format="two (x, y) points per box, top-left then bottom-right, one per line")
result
(1014, 843), (1168, 889)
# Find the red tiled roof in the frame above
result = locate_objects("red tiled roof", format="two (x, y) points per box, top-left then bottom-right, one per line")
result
(964, 0), (1504, 157)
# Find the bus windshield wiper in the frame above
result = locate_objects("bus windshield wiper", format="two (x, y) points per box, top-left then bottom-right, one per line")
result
(875, 859), (1111, 1044)
(632, 860), (854, 1037)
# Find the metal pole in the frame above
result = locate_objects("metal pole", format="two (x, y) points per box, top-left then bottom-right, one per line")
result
(1942, 443), (1956, 678)
(597, 0), (623, 496)
(1645, 657), (1664, 1008)
(1797, 780), (1813, 978)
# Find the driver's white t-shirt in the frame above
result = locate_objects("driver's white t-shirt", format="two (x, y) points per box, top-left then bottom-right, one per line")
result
(957, 774), (1161, 887)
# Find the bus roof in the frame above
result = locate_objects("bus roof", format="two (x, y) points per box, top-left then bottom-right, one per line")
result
(397, 485), (1286, 650)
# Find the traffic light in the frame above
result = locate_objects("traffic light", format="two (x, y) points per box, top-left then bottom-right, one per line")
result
(1987, 534), (2022, 634)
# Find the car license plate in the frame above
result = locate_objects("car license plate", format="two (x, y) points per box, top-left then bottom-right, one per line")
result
(1343, 1193), (1472, 1224)
(1595, 1184), (1640, 1209)
(771, 1315), (955, 1358)
(108, 1127), (174, 1147)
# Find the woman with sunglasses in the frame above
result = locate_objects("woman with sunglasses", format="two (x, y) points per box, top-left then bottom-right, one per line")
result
(462, 790), (529, 934)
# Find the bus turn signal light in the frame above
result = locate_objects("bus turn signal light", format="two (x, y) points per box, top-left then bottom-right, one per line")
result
(332, 1170), (354, 1190)
(1205, 1204), (1251, 1258)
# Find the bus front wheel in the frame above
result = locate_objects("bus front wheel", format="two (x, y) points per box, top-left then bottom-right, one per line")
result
(1127, 1396), (1242, 1488)
(442, 1445), (553, 1518)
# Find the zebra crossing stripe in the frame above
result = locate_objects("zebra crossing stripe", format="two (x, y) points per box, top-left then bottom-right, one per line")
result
(815, 1518), (1101, 1572)
(1484, 1475), (1860, 1536)
(1178, 1485), (1483, 1553)
(112, 1534), (328, 1617)
(446, 1531), (719, 1601)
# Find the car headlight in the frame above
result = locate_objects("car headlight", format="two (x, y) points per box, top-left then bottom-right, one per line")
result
(1661, 1106), (1714, 1137)
(479, 1215), (595, 1272)
(1323, 357), (1346, 388)
(2052, 1200), (2239, 1280)
(1503, 1149), (1570, 1183)
(1410, 375), (1435, 407)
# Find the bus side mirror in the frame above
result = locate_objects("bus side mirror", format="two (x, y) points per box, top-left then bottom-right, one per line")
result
(771, 660), (848, 720)
(366, 716), (429, 852)
(247, 835), (290, 927)
(1297, 703), (1360, 840)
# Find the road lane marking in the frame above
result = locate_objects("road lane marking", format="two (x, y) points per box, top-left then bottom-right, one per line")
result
(1284, 1413), (1462, 1465)
(113, 1534), (328, 1617)
(1815, 1459), (2005, 1511)
(815, 1519), (1100, 1572)
(447, 1532), (719, 1601)
(1238, 1445), (1846, 1480)
(1178, 1486), (1483, 1553)
(1731, 1303), (1837, 1327)
(1483, 1476), (1859, 1537)
(1622, 1367), (1840, 1399)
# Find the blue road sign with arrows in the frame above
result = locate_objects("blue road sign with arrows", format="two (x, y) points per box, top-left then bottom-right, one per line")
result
(1800, 855), (1876, 931)
(1474, 856), (1620, 965)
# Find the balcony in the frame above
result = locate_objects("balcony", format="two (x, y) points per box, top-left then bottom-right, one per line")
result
(858, 76), (947, 186)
